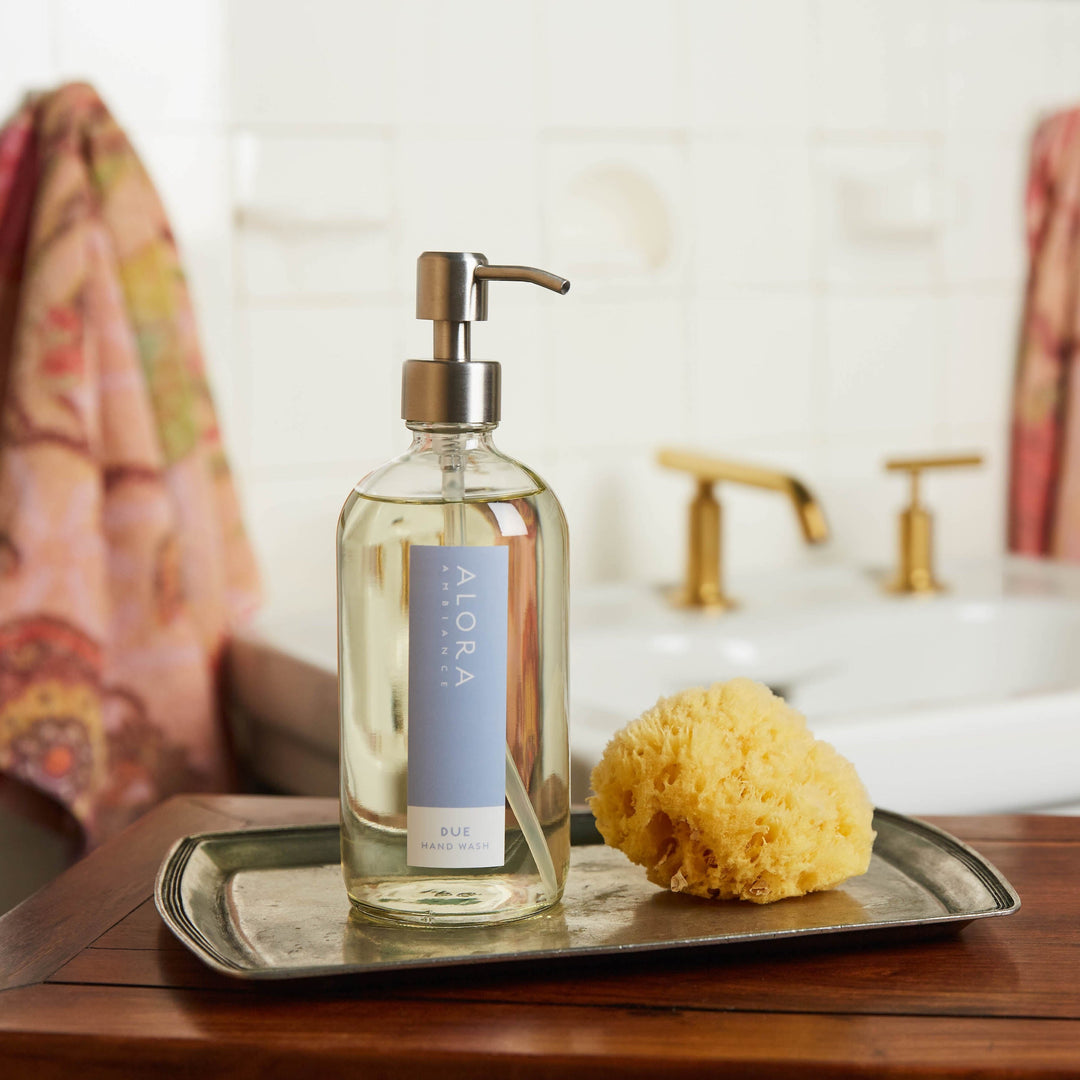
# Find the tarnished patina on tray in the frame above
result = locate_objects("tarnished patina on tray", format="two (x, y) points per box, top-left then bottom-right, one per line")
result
(154, 809), (1020, 980)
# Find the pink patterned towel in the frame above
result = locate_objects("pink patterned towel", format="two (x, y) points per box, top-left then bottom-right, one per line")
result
(1010, 108), (1080, 559)
(0, 84), (259, 845)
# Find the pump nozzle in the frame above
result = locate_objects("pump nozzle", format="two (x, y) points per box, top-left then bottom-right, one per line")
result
(415, 252), (570, 361)
(403, 252), (570, 425)
(474, 263), (571, 295)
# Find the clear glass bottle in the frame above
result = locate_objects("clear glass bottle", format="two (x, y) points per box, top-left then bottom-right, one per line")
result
(338, 253), (571, 926)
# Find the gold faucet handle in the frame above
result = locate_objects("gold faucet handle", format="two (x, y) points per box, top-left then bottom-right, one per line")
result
(883, 452), (983, 595)
(885, 453), (983, 506)
(659, 448), (793, 490)
(885, 453), (984, 475)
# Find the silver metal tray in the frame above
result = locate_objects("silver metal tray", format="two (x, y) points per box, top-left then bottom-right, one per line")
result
(155, 809), (1019, 980)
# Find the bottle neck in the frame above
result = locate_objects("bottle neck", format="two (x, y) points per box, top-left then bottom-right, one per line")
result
(405, 422), (498, 455)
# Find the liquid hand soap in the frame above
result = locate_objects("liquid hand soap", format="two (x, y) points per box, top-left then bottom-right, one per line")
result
(338, 252), (571, 926)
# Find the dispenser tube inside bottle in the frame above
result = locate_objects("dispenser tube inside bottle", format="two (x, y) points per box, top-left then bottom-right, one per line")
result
(438, 445), (558, 901)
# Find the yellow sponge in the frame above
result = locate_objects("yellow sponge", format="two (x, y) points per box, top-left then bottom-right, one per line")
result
(588, 678), (875, 904)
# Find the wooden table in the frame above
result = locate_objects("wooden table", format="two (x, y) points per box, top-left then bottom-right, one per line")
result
(0, 796), (1077, 1078)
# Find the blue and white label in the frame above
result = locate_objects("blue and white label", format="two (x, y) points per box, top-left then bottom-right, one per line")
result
(407, 545), (509, 868)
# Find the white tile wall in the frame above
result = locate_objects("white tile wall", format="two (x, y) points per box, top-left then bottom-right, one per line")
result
(229, 0), (399, 126)
(1051, 3), (1080, 104)
(233, 133), (392, 227)
(823, 295), (943, 442)
(233, 133), (393, 299)
(941, 287), (1021, 432)
(692, 137), (815, 288)
(244, 304), (399, 470)
(814, 142), (943, 289)
(945, 0), (1061, 136)
(394, 0), (538, 129)
(932, 421), (1008, 561)
(814, 0), (945, 134)
(245, 467), (368, 610)
(544, 137), (688, 295)
(53, 0), (227, 128)
(550, 448), (688, 586)
(3, 0), (1079, 606)
(539, 0), (687, 129)
(690, 290), (818, 446)
(0, 0), (54, 119)
(688, 0), (813, 134)
(943, 135), (1029, 286)
(550, 298), (688, 452)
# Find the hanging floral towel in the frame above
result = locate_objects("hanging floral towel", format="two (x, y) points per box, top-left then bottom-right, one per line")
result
(1009, 107), (1080, 558)
(0, 84), (259, 844)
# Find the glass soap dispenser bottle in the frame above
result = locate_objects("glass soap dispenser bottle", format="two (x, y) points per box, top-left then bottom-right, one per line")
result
(338, 252), (571, 926)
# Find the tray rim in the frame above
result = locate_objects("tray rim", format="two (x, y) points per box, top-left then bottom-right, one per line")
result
(154, 808), (1021, 981)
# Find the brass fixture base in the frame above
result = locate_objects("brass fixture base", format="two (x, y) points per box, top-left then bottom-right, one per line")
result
(884, 574), (946, 597)
(667, 586), (739, 612)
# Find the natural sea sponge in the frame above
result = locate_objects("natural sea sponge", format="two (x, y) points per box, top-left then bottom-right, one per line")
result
(588, 678), (875, 904)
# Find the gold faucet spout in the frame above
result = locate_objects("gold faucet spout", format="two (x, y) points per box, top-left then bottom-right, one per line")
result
(658, 448), (829, 543)
(658, 448), (829, 609)
(787, 478), (830, 545)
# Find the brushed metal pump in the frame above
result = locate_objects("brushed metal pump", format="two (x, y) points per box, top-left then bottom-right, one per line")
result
(401, 252), (570, 426)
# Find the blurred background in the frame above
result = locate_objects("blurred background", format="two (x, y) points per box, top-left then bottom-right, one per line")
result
(4, 0), (1066, 608)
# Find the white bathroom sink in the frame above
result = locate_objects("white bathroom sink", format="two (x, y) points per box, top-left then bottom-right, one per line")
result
(570, 558), (1080, 815)
(229, 556), (1080, 816)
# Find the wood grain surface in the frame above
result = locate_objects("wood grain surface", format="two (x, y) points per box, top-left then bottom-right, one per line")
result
(1, 795), (1077, 1079)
